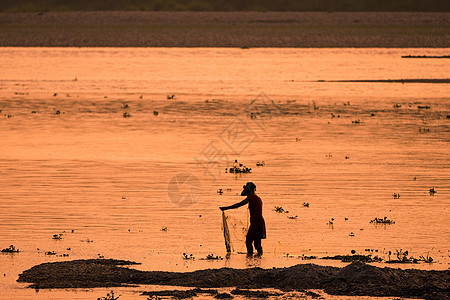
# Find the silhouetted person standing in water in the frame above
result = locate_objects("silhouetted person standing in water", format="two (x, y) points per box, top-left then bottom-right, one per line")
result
(220, 182), (266, 256)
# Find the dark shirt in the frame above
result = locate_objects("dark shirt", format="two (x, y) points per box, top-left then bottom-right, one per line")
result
(247, 194), (266, 239)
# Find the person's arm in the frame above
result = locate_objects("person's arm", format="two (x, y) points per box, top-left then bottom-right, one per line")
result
(220, 198), (249, 211)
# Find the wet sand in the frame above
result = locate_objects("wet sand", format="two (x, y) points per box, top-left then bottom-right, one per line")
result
(17, 259), (450, 299)
(0, 11), (449, 47)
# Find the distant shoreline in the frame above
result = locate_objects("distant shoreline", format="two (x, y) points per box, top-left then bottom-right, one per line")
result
(0, 11), (449, 47)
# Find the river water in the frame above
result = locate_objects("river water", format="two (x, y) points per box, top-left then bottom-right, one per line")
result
(0, 48), (449, 299)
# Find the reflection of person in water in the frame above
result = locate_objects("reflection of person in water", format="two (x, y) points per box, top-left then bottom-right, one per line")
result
(220, 182), (266, 256)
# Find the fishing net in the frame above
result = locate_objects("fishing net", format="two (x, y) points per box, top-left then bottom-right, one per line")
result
(222, 210), (249, 253)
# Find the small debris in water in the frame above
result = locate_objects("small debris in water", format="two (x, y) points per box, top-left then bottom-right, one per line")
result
(1, 245), (19, 253)
(205, 254), (223, 260)
(122, 112), (131, 118)
(274, 206), (288, 213)
(52, 234), (62, 240)
(226, 159), (251, 174)
(167, 94), (175, 100)
(392, 193), (400, 199)
(370, 217), (395, 224)
(182, 253), (194, 260)
(302, 202), (310, 207)
(97, 290), (119, 300)
(429, 187), (437, 195)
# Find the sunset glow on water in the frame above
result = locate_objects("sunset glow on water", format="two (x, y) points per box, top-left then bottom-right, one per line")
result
(0, 47), (449, 299)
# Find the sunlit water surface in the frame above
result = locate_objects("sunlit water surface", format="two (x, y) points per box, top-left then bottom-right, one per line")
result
(0, 48), (449, 299)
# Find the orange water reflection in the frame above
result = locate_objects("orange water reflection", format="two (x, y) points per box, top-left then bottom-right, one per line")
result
(0, 48), (449, 299)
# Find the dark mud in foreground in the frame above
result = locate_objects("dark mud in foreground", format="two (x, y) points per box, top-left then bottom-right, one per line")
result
(18, 259), (449, 299)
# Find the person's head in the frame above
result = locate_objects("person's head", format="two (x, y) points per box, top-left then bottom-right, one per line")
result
(241, 182), (256, 196)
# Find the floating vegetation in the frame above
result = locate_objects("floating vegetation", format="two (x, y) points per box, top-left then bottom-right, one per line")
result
(54, 110), (61, 115)
(256, 161), (265, 167)
(370, 217), (395, 224)
(122, 112), (131, 118)
(143, 288), (219, 299)
(392, 193), (400, 199)
(299, 254), (317, 260)
(161, 226), (168, 232)
(419, 253), (434, 263)
(326, 153), (332, 158)
(349, 232), (355, 237)
(393, 103), (402, 108)
(302, 202), (310, 207)
(31, 111), (37, 113)
(351, 119), (363, 124)
(327, 218), (335, 225)
(274, 206), (288, 213)
(322, 251), (382, 263)
(226, 160), (251, 174)
(167, 94), (175, 100)
(153, 111), (158, 116)
(249, 112), (259, 119)
(1, 245), (19, 253)
(217, 189), (223, 195)
(122, 104), (129, 109)
(205, 254), (223, 260)
(81, 239), (93, 243)
(53, 93), (57, 97)
(429, 187), (437, 195)
(387, 249), (418, 264)
(287, 215), (298, 220)
(45, 251), (57, 256)
(182, 253), (194, 260)
(419, 127), (430, 132)
(52, 234), (62, 240)
(417, 105), (430, 109)
(97, 290), (120, 300)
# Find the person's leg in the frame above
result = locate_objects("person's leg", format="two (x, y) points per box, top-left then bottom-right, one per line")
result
(254, 237), (262, 255)
(246, 233), (254, 256)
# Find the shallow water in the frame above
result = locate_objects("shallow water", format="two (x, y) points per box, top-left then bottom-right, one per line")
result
(0, 48), (449, 299)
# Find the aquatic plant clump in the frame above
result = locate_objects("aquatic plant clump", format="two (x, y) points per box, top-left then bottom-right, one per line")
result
(1, 245), (19, 253)
(322, 254), (382, 263)
(225, 160), (252, 174)
(370, 217), (395, 224)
